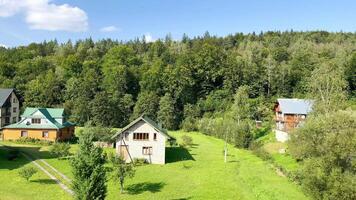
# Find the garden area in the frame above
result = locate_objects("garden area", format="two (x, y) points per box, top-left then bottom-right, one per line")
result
(0, 130), (309, 200)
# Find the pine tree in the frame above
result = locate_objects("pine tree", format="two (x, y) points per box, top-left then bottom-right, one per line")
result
(71, 129), (107, 200)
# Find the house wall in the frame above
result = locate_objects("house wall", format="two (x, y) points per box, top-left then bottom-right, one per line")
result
(115, 120), (166, 164)
(58, 126), (75, 141)
(2, 129), (58, 141)
(10, 92), (19, 124)
(274, 104), (307, 132)
(0, 92), (19, 129)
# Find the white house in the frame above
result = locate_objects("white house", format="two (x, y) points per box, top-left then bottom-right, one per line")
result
(111, 115), (173, 164)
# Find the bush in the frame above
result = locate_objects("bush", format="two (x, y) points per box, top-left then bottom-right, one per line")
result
(50, 142), (71, 158)
(7, 149), (19, 161)
(18, 166), (37, 181)
(133, 158), (148, 166)
(14, 137), (53, 146)
(181, 135), (193, 147)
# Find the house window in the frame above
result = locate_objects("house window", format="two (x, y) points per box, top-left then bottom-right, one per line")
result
(153, 133), (157, 140)
(133, 133), (149, 140)
(142, 147), (152, 155)
(12, 117), (17, 123)
(21, 131), (28, 137)
(42, 131), (49, 138)
(124, 132), (129, 141)
(5, 117), (10, 124)
(13, 98), (17, 103)
(13, 107), (16, 113)
(31, 118), (41, 124)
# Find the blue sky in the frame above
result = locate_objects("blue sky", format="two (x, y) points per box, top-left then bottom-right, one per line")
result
(0, 0), (355, 47)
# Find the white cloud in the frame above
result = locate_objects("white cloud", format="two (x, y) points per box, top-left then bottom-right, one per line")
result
(144, 33), (155, 43)
(0, 0), (88, 32)
(0, 0), (25, 17)
(100, 26), (119, 32)
(0, 44), (8, 48)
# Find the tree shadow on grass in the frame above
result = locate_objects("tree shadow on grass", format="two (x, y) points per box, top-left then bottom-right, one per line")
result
(126, 182), (165, 194)
(165, 146), (195, 163)
(31, 179), (57, 184)
(171, 197), (193, 200)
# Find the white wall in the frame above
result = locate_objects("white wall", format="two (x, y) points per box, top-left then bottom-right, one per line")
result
(275, 129), (290, 142)
(115, 120), (167, 164)
(10, 92), (19, 123)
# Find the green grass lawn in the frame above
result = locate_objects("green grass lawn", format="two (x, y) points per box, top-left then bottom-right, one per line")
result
(0, 146), (71, 200)
(259, 132), (300, 172)
(0, 131), (309, 200)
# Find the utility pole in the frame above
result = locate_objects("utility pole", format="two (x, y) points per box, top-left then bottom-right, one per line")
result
(224, 127), (228, 163)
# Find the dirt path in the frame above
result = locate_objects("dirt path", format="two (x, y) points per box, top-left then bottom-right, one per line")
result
(0, 144), (73, 196)
(21, 152), (74, 195)
(39, 159), (72, 183)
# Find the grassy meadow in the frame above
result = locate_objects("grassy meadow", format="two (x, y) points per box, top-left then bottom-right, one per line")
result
(0, 131), (309, 200)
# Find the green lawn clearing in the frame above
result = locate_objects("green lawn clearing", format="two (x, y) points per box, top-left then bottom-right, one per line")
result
(0, 146), (71, 200)
(0, 131), (309, 200)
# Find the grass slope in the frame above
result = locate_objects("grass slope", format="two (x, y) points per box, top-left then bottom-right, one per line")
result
(0, 131), (309, 200)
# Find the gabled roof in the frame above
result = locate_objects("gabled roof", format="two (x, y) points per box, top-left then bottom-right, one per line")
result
(4, 107), (74, 130)
(0, 88), (14, 107)
(277, 98), (314, 115)
(111, 115), (172, 139)
(22, 107), (64, 118)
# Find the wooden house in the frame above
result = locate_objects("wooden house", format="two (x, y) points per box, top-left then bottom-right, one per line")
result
(2, 107), (75, 141)
(274, 98), (313, 141)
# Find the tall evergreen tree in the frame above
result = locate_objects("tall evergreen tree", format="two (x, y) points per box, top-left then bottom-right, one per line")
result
(71, 129), (107, 200)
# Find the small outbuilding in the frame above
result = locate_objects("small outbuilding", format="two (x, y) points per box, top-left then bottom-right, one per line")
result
(111, 115), (172, 164)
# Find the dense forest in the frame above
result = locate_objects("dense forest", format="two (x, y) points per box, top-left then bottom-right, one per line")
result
(0, 31), (354, 129)
(1, 31), (355, 199)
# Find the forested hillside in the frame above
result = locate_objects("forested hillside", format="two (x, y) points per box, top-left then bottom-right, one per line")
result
(0, 31), (355, 129)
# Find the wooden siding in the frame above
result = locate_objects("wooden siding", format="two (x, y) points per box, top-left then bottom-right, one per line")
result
(2, 126), (75, 141)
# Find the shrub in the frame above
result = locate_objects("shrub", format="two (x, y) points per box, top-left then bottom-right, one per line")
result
(7, 149), (19, 161)
(133, 158), (148, 166)
(15, 137), (53, 146)
(50, 142), (71, 158)
(18, 166), (37, 181)
(181, 135), (193, 147)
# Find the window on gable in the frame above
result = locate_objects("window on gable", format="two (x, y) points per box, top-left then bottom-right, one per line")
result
(133, 133), (149, 140)
(154, 133), (157, 140)
(142, 147), (152, 155)
(31, 118), (41, 124)
(13, 107), (16, 113)
(13, 98), (17, 103)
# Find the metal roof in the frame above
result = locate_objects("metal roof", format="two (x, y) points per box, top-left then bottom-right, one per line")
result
(0, 88), (13, 107)
(4, 107), (74, 130)
(111, 115), (172, 139)
(277, 98), (314, 114)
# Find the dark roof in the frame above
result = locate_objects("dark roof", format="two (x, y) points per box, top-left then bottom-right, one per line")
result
(0, 88), (13, 107)
(277, 98), (314, 114)
(111, 115), (172, 139)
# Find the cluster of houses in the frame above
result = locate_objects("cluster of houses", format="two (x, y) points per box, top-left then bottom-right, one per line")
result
(0, 88), (313, 164)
